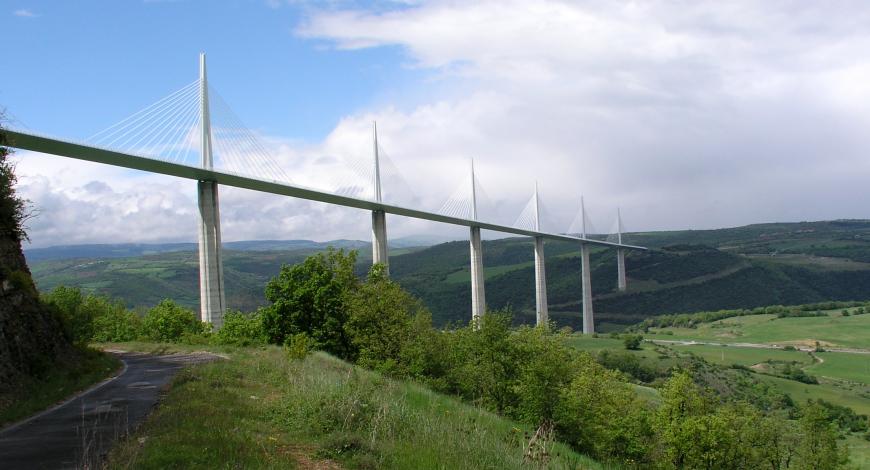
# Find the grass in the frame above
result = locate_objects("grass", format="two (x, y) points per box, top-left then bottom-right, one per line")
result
(807, 351), (870, 384)
(756, 374), (870, 417)
(0, 347), (121, 427)
(105, 343), (606, 470)
(648, 311), (870, 349)
(668, 343), (816, 367)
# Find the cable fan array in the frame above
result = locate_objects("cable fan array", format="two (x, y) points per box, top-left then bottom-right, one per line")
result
(330, 142), (417, 204)
(86, 79), (291, 185)
(84, 78), (630, 242)
(436, 166), (491, 221)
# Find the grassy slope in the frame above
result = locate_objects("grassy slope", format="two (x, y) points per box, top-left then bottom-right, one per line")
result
(0, 348), (121, 426)
(104, 343), (605, 470)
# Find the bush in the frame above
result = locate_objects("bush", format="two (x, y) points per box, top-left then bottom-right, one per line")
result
(284, 333), (311, 360)
(90, 298), (141, 342)
(142, 299), (206, 342)
(44, 286), (92, 345)
(623, 334), (643, 350)
(44, 286), (141, 344)
(215, 310), (265, 346)
(262, 248), (358, 357)
(345, 264), (425, 373)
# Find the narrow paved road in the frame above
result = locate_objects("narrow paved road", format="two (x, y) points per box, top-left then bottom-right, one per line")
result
(0, 351), (219, 469)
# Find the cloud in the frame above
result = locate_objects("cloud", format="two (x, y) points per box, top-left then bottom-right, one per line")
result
(294, 0), (870, 234)
(13, 1), (870, 248)
(13, 9), (37, 17)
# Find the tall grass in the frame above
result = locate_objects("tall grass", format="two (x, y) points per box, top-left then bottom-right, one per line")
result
(106, 345), (606, 469)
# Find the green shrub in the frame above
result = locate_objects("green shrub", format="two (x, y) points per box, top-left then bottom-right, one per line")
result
(262, 248), (358, 357)
(284, 333), (311, 360)
(345, 264), (425, 374)
(623, 334), (643, 350)
(91, 299), (141, 342)
(142, 299), (205, 342)
(215, 310), (265, 346)
(44, 286), (92, 345)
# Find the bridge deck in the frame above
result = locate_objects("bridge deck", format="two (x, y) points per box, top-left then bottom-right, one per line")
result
(3, 129), (646, 250)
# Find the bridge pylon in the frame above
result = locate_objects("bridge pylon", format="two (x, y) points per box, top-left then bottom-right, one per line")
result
(616, 208), (626, 292)
(579, 196), (594, 334)
(196, 53), (226, 328)
(371, 122), (389, 274)
(533, 182), (548, 327)
(469, 159), (485, 328)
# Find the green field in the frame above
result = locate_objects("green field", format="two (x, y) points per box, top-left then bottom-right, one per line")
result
(649, 311), (870, 349)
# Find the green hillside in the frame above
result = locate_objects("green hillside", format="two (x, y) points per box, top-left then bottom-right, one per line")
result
(27, 219), (870, 329)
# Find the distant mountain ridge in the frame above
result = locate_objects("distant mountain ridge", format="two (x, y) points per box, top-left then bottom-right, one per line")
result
(26, 219), (870, 331)
(24, 236), (444, 262)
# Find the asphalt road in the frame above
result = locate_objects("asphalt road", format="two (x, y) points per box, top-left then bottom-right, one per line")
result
(0, 351), (219, 469)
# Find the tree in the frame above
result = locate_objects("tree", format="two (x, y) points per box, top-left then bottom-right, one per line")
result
(345, 264), (426, 373)
(88, 294), (141, 342)
(0, 126), (27, 244)
(142, 299), (204, 342)
(43, 286), (93, 345)
(262, 248), (358, 358)
(654, 371), (714, 468)
(554, 352), (653, 465)
(795, 402), (847, 469)
(442, 311), (520, 413)
(623, 334), (643, 350)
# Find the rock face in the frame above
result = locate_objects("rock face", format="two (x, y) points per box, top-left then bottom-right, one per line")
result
(0, 131), (71, 394)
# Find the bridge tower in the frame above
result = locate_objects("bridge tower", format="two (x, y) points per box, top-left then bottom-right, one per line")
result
(533, 182), (549, 327)
(579, 196), (594, 334)
(469, 159), (486, 327)
(196, 53), (226, 328)
(616, 208), (626, 292)
(371, 122), (389, 274)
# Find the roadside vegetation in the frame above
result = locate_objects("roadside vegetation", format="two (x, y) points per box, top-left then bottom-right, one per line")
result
(0, 347), (119, 426)
(48, 248), (861, 469)
(104, 343), (599, 470)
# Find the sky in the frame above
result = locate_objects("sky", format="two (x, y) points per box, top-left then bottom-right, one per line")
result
(5, 0), (870, 248)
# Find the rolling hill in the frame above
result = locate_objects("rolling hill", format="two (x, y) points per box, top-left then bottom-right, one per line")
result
(26, 219), (870, 330)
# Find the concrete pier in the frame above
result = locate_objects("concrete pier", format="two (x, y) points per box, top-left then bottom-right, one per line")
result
(580, 242), (594, 334)
(372, 209), (388, 273)
(617, 248), (626, 292)
(197, 181), (225, 327)
(470, 226), (486, 326)
(534, 236), (548, 326)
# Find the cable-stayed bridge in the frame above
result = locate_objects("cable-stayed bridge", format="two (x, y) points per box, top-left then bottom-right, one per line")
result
(2, 54), (645, 332)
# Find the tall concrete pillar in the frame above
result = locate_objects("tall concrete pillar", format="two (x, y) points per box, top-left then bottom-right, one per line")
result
(532, 182), (548, 327)
(370, 122), (389, 274)
(196, 52), (226, 328)
(534, 236), (548, 326)
(469, 160), (485, 327)
(580, 242), (594, 334)
(617, 248), (626, 292)
(470, 226), (486, 326)
(198, 181), (225, 328)
(616, 207), (626, 292)
(372, 210), (388, 273)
